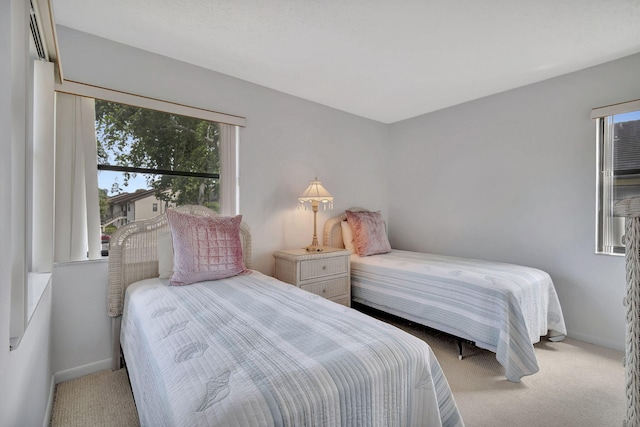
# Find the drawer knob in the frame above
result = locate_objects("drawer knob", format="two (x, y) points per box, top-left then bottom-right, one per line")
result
(322, 265), (327, 270)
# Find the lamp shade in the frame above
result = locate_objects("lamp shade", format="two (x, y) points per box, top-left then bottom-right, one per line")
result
(298, 178), (333, 210)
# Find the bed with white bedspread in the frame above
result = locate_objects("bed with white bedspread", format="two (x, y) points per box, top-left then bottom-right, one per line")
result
(122, 273), (462, 426)
(324, 209), (567, 382)
(109, 206), (464, 426)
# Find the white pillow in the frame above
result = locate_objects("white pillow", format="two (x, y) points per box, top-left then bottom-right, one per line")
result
(341, 220), (355, 253)
(158, 230), (174, 279)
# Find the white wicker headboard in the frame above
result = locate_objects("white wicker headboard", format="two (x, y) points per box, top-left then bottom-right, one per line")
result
(107, 205), (252, 318)
(323, 207), (369, 248)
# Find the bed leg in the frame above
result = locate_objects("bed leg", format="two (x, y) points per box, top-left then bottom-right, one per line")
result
(457, 339), (463, 360)
(112, 317), (122, 370)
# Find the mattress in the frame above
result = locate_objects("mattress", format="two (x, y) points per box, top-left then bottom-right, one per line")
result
(120, 270), (464, 426)
(350, 250), (567, 382)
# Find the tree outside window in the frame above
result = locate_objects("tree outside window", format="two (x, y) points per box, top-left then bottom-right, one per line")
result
(96, 99), (222, 251)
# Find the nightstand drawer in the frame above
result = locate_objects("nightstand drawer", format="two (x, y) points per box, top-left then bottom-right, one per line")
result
(300, 277), (349, 300)
(300, 257), (348, 280)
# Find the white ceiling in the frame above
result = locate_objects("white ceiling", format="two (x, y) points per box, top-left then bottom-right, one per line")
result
(51, 0), (640, 124)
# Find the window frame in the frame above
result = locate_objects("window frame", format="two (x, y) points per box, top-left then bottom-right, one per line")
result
(95, 98), (223, 214)
(54, 80), (245, 221)
(593, 99), (640, 255)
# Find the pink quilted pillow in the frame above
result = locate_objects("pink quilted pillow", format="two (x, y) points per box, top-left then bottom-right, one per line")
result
(345, 210), (391, 256)
(166, 210), (247, 286)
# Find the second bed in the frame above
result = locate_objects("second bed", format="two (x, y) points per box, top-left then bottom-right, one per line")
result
(324, 209), (567, 382)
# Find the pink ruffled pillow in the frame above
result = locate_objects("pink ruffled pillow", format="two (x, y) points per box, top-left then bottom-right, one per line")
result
(345, 210), (391, 256)
(166, 210), (247, 286)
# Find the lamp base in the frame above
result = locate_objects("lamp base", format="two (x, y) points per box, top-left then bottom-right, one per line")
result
(305, 204), (323, 252)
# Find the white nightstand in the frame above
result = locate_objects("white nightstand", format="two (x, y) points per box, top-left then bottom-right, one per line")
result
(273, 248), (351, 307)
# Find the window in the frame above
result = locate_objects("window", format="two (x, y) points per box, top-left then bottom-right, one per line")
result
(9, 0), (57, 350)
(594, 100), (640, 255)
(54, 81), (245, 262)
(96, 99), (227, 252)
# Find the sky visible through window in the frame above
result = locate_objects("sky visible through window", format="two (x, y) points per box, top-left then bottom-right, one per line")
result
(615, 111), (640, 123)
(96, 127), (149, 196)
(97, 128), (150, 196)
(98, 170), (148, 196)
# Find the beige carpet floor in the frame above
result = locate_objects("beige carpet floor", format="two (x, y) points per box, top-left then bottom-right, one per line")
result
(51, 310), (625, 427)
(50, 368), (139, 427)
(381, 312), (626, 427)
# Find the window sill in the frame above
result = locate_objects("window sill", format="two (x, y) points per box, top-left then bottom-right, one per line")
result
(595, 251), (625, 257)
(53, 257), (108, 268)
(10, 272), (52, 351)
(28, 271), (51, 320)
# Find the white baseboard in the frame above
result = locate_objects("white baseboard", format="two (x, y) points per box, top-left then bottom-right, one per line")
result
(42, 374), (56, 427)
(54, 358), (113, 384)
(567, 332), (624, 352)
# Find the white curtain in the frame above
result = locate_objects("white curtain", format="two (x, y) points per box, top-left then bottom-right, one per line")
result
(219, 123), (239, 216)
(54, 93), (101, 262)
(31, 60), (55, 272)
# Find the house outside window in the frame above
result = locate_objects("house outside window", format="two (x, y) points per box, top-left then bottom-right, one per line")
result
(594, 101), (640, 255)
(152, 203), (158, 212)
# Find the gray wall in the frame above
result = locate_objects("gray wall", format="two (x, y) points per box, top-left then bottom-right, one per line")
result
(1, 285), (53, 426)
(51, 261), (111, 381)
(389, 53), (640, 350)
(0, 1), (54, 425)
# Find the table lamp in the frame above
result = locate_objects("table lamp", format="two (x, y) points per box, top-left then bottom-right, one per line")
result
(298, 177), (333, 252)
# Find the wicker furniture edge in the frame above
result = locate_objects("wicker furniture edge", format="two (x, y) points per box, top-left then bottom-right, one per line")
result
(107, 205), (252, 318)
(323, 206), (368, 248)
(614, 197), (640, 426)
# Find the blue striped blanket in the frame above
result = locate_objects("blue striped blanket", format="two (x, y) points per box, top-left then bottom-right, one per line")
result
(350, 250), (567, 382)
(121, 271), (464, 426)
